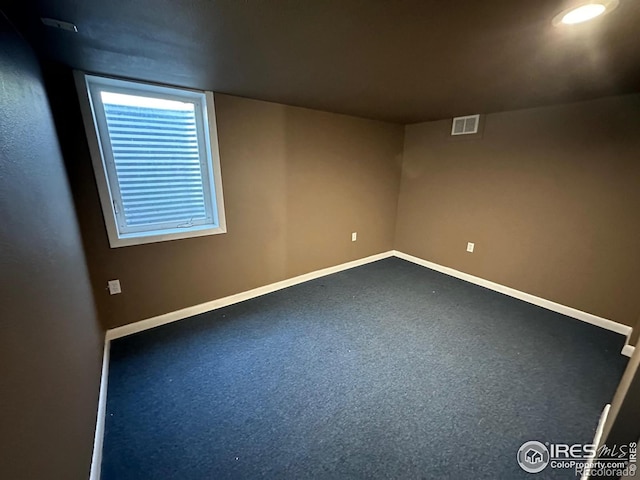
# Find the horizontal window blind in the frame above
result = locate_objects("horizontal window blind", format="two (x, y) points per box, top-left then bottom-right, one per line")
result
(78, 73), (226, 247)
(101, 94), (210, 229)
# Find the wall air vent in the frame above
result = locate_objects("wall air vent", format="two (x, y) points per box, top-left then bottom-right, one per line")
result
(451, 114), (480, 135)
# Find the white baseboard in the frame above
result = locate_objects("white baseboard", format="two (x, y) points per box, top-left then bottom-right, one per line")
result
(393, 250), (634, 357)
(581, 404), (611, 480)
(106, 248), (635, 356)
(89, 338), (110, 480)
(621, 345), (635, 357)
(96, 251), (394, 477)
(106, 251), (394, 340)
(94, 248), (633, 478)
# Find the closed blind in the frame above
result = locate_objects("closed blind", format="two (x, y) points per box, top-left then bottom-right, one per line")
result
(101, 92), (209, 229)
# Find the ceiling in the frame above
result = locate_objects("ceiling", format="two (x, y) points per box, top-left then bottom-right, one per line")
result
(5, 0), (640, 123)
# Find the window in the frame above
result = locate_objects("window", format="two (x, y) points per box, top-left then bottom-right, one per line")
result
(75, 73), (226, 247)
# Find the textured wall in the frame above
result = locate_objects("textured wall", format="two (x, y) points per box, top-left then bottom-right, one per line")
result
(631, 317), (640, 346)
(46, 72), (404, 329)
(0, 19), (103, 480)
(396, 95), (640, 328)
(45, 63), (639, 337)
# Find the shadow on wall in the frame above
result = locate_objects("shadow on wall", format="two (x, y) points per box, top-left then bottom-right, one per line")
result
(0, 21), (103, 480)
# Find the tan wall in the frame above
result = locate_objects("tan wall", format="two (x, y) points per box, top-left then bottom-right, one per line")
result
(58, 89), (404, 329)
(395, 95), (640, 328)
(47, 63), (639, 334)
(630, 316), (640, 345)
(0, 22), (103, 480)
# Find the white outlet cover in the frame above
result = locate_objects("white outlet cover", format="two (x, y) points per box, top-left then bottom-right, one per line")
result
(467, 242), (475, 253)
(108, 279), (122, 295)
(352, 232), (357, 242)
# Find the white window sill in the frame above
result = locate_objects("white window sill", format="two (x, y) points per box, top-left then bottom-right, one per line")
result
(109, 224), (227, 248)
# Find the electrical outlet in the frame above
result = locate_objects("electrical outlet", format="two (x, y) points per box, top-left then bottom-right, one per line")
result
(467, 242), (475, 253)
(107, 279), (122, 295)
(352, 232), (357, 242)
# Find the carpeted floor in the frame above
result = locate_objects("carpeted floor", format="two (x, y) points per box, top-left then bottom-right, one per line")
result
(102, 257), (627, 479)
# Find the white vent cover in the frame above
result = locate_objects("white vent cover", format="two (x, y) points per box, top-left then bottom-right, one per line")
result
(451, 114), (480, 135)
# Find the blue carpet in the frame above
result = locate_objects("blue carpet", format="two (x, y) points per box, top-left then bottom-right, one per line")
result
(103, 258), (627, 479)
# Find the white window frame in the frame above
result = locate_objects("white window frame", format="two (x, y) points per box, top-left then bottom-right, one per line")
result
(74, 71), (226, 248)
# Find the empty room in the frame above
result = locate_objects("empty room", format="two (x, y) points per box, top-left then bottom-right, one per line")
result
(2, 1), (640, 479)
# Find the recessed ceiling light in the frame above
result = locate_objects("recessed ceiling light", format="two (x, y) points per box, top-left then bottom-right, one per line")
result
(563, 4), (606, 23)
(552, 0), (619, 26)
